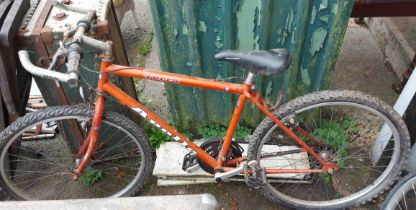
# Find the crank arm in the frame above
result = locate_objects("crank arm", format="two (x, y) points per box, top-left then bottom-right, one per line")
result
(214, 163), (245, 182)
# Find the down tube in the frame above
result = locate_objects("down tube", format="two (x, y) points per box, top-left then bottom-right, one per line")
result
(102, 82), (217, 167)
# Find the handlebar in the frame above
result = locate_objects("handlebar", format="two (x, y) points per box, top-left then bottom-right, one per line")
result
(18, 5), (112, 88)
(18, 50), (71, 83)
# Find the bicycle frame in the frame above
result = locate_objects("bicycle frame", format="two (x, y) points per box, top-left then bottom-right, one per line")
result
(73, 58), (338, 176)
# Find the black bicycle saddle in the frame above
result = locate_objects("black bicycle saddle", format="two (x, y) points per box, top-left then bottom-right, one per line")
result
(214, 49), (291, 76)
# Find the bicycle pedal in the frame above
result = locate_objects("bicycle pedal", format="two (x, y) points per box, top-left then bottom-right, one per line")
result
(244, 160), (266, 189)
(182, 152), (198, 172)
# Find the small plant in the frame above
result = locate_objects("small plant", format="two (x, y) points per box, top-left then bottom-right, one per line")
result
(143, 118), (194, 149)
(80, 166), (103, 187)
(320, 172), (332, 185)
(138, 32), (154, 56)
(197, 123), (252, 140)
(309, 116), (360, 168)
(342, 116), (360, 134)
(137, 60), (146, 67)
(144, 124), (170, 149)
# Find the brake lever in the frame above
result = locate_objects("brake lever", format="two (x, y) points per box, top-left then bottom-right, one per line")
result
(48, 41), (68, 70)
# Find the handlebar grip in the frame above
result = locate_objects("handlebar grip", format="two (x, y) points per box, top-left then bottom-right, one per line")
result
(66, 43), (82, 88)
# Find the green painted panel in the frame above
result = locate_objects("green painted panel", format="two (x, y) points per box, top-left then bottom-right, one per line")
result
(149, 0), (354, 131)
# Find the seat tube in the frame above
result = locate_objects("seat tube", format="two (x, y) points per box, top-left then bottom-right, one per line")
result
(245, 72), (255, 84)
(215, 72), (253, 169)
(216, 94), (247, 168)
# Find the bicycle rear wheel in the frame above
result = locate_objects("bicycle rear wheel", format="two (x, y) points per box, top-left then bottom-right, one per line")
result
(382, 173), (416, 210)
(248, 90), (410, 209)
(0, 105), (152, 200)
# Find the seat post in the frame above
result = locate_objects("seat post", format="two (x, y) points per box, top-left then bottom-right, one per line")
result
(244, 72), (255, 84)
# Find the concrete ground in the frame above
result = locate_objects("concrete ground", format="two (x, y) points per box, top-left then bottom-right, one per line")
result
(330, 20), (400, 105)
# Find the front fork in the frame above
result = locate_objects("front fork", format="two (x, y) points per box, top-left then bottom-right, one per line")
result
(73, 58), (112, 178)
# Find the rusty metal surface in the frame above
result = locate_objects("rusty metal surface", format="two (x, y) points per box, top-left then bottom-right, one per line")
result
(352, 0), (416, 17)
(94, 20), (110, 38)
(52, 12), (67, 21)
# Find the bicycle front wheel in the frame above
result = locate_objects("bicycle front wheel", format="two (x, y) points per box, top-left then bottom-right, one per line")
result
(248, 90), (410, 209)
(0, 105), (152, 200)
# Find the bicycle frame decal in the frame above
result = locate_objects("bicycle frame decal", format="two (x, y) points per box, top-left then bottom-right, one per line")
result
(143, 72), (181, 84)
(131, 107), (184, 144)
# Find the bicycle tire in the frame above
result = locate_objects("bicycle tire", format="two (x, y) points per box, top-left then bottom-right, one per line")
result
(247, 90), (410, 209)
(0, 105), (153, 200)
(382, 172), (416, 210)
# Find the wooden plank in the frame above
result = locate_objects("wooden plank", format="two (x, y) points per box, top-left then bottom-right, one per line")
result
(107, 1), (140, 123)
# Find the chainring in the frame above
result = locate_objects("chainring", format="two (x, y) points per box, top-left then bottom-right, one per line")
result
(196, 139), (244, 174)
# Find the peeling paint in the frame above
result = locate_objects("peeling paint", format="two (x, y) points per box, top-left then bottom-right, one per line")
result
(182, 25), (189, 35)
(320, 15), (329, 23)
(320, 0), (328, 11)
(301, 68), (311, 86)
(310, 28), (328, 55)
(174, 28), (178, 37)
(276, 28), (282, 44)
(215, 74), (223, 81)
(149, 0), (354, 130)
(291, 31), (295, 44)
(286, 9), (294, 33)
(198, 21), (207, 33)
(253, 5), (261, 50)
(265, 81), (273, 100)
(332, 2), (339, 14)
(277, 9), (294, 45)
(310, 6), (317, 24)
(215, 34), (223, 49)
(236, 0), (262, 50)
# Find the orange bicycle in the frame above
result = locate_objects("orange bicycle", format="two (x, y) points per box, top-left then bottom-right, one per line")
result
(0, 6), (410, 209)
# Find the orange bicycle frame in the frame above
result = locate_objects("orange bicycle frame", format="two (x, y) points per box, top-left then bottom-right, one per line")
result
(73, 58), (338, 176)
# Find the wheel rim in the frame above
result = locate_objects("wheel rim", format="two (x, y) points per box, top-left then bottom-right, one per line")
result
(0, 115), (146, 200)
(386, 175), (416, 210)
(257, 101), (401, 207)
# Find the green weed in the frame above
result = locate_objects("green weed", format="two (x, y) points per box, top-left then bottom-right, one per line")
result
(309, 116), (360, 168)
(80, 166), (103, 187)
(197, 123), (252, 140)
(138, 32), (154, 56)
(144, 123), (194, 149)
(144, 124), (170, 149)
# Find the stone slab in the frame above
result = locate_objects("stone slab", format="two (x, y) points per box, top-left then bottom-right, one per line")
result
(153, 141), (310, 186)
(0, 194), (217, 210)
